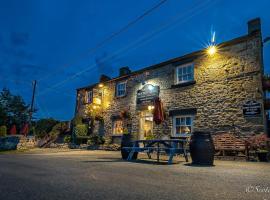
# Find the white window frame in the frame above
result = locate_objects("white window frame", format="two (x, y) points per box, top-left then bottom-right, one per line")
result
(85, 91), (93, 104)
(175, 63), (194, 84)
(113, 120), (124, 135)
(87, 90), (93, 103)
(172, 115), (194, 137)
(116, 81), (127, 97)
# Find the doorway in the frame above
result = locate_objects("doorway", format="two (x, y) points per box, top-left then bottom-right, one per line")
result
(139, 111), (154, 140)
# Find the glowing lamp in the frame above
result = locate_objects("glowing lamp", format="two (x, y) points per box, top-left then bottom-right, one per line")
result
(98, 83), (104, 88)
(147, 84), (154, 91)
(207, 45), (217, 56)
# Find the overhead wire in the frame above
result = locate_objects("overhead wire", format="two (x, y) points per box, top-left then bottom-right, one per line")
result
(37, 0), (169, 82)
(37, 0), (215, 96)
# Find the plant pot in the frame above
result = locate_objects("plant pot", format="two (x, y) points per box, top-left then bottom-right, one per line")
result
(263, 78), (270, 90)
(257, 151), (269, 162)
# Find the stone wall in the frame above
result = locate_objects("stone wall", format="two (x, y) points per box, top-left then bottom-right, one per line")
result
(76, 31), (265, 140)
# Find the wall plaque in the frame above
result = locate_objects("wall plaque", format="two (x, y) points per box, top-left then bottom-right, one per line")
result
(243, 100), (261, 117)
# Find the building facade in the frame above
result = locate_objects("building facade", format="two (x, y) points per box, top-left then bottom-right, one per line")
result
(75, 18), (265, 143)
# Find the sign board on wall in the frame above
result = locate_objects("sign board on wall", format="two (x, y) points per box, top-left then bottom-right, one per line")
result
(136, 84), (159, 106)
(243, 100), (262, 117)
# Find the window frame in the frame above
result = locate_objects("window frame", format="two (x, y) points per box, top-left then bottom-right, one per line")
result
(172, 115), (194, 137)
(175, 63), (194, 85)
(115, 81), (127, 97)
(85, 90), (93, 104)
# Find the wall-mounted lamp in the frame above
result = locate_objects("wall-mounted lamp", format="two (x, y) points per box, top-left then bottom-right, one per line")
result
(207, 45), (217, 56)
(98, 83), (104, 88)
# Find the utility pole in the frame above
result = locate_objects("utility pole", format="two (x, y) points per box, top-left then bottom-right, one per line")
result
(29, 80), (37, 135)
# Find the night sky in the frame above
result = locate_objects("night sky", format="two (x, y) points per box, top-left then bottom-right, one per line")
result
(0, 0), (270, 121)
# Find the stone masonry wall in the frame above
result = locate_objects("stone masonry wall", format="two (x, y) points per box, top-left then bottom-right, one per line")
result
(76, 32), (264, 139)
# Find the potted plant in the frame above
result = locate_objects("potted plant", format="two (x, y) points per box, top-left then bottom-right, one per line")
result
(257, 149), (269, 162)
(248, 133), (270, 162)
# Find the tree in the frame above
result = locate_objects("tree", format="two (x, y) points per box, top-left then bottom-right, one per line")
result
(0, 88), (31, 129)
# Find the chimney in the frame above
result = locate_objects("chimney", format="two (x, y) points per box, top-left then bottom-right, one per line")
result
(99, 74), (111, 82)
(248, 18), (261, 35)
(119, 66), (131, 76)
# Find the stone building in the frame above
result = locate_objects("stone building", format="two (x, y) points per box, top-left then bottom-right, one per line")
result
(75, 18), (266, 143)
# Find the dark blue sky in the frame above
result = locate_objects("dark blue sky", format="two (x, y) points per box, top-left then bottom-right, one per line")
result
(0, 0), (270, 121)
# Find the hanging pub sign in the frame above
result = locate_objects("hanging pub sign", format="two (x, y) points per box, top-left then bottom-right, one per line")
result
(136, 84), (160, 106)
(243, 100), (261, 117)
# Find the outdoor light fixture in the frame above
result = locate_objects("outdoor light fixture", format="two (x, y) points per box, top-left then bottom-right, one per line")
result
(148, 105), (154, 111)
(98, 83), (104, 88)
(207, 45), (217, 56)
(147, 84), (154, 91)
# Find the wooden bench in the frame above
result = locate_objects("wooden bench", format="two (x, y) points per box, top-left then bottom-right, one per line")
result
(213, 133), (248, 158)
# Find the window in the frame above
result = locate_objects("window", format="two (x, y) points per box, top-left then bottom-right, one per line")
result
(116, 81), (126, 97)
(113, 120), (124, 135)
(173, 116), (193, 136)
(85, 91), (93, 103)
(176, 63), (194, 84)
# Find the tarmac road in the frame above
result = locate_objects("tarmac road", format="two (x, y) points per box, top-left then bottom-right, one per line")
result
(0, 149), (269, 200)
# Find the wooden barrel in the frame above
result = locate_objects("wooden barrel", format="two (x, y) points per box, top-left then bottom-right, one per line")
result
(189, 131), (214, 165)
(121, 134), (138, 160)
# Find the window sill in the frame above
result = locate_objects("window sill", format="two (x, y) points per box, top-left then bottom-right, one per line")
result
(114, 94), (127, 99)
(171, 80), (196, 88)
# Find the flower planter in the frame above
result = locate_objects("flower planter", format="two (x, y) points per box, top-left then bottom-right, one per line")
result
(257, 151), (269, 162)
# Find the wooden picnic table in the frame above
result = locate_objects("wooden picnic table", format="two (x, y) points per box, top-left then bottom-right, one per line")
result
(123, 138), (189, 164)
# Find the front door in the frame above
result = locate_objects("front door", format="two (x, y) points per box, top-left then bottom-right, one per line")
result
(139, 111), (154, 140)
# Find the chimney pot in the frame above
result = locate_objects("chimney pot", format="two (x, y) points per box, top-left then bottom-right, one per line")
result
(119, 66), (131, 76)
(248, 18), (261, 35)
(99, 74), (111, 82)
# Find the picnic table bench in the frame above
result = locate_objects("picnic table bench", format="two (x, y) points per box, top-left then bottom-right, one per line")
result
(122, 139), (189, 164)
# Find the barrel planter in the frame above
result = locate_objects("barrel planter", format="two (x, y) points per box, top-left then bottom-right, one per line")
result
(189, 131), (215, 166)
(121, 134), (138, 160)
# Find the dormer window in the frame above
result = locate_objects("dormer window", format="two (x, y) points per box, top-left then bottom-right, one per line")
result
(176, 63), (194, 84)
(116, 81), (126, 97)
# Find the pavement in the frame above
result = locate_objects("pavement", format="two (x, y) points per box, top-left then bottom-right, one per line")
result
(0, 149), (270, 200)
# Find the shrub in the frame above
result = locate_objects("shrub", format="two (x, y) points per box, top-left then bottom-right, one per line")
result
(74, 124), (88, 137)
(87, 134), (105, 146)
(35, 118), (59, 138)
(64, 135), (71, 143)
(0, 125), (7, 137)
(72, 115), (83, 126)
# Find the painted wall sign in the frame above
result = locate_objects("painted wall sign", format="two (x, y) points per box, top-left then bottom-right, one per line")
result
(136, 84), (159, 106)
(243, 100), (261, 117)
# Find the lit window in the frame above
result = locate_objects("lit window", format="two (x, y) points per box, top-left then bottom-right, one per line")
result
(173, 116), (193, 136)
(113, 120), (124, 135)
(85, 91), (93, 103)
(116, 81), (126, 97)
(176, 63), (194, 84)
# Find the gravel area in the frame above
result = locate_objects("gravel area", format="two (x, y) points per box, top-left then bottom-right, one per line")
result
(0, 149), (269, 200)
